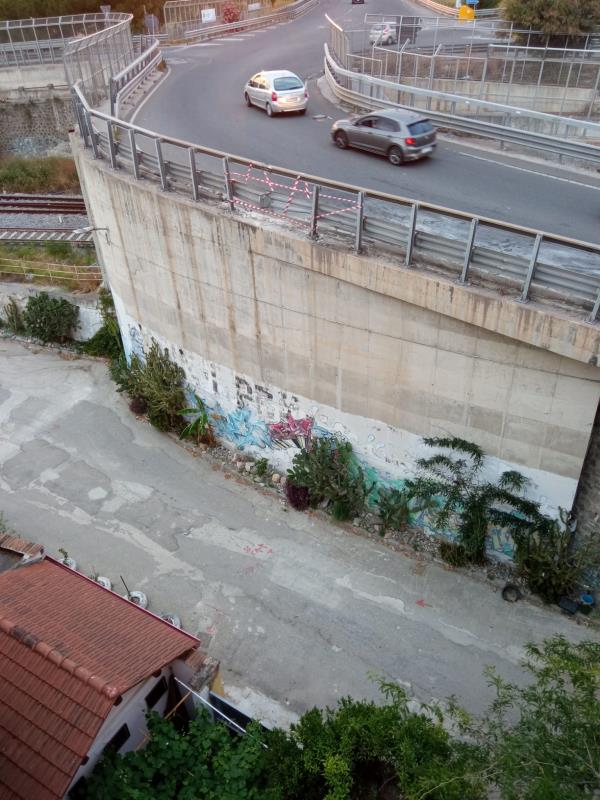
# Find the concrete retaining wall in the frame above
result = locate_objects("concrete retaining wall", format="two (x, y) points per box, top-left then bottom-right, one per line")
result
(0, 64), (73, 156)
(73, 140), (600, 544)
(0, 282), (102, 341)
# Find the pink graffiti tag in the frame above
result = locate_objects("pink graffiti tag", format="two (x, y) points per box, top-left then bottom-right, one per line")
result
(268, 413), (314, 450)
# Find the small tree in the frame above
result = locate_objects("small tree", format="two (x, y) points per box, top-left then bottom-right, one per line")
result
(127, 340), (186, 432)
(407, 437), (545, 563)
(23, 291), (79, 343)
(454, 636), (600, 800)
(502, 0), (600, 40)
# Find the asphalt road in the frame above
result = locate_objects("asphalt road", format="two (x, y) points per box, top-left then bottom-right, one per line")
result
(1, 339), (595, 726)
(133, 0), (600, 244)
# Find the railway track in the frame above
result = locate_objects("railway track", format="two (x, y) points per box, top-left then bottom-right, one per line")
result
(0, 194), (87, 215)
(0, 227), (94, 244)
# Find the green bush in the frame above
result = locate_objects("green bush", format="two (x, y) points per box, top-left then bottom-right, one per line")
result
(2, 297), (24, 334)
(287, 437), (372, 522)
(513, 509), (600, 603)
(0, 155), (80, 193)
(127, 340), (186, 432)
(23, 292), (79, 342)
(81, 290), (123, 360)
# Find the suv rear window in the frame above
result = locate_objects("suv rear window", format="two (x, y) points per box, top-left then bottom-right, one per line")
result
(273, 77), (303, 91)
(407, 120), (434, 135)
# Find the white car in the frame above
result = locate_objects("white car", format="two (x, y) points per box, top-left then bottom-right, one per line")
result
(369, 23), (397, 45)
(244, 70), (308, 117)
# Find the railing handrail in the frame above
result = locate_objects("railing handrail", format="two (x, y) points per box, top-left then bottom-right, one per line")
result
(71, 79), (600, 254)
(0, 12), (131, 31)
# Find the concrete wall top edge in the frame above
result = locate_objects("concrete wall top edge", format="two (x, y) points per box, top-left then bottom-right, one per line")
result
(74, 139), (600, 368)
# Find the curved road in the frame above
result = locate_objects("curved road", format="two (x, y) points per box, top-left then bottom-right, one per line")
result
(135, 0), (600, 244)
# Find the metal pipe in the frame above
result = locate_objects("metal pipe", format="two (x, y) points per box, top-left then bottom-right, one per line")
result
(520, 233), (543, 302)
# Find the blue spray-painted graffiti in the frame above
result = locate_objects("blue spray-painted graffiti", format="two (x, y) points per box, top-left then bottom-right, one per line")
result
(210, 405), (272, 450)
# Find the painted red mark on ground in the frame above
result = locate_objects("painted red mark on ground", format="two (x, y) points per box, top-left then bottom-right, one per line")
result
(415, 599), (432, 608)
(243, 543), (273, 556)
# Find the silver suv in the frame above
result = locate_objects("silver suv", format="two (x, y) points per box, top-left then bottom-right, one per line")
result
(244, 70), (308, 117)
(330, 109), (436, 165)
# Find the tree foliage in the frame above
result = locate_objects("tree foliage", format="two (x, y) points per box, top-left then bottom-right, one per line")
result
(407, 437), (545, 563)
(456, 636), (600, 800)
(0, 1), (166, 31)
(502, 0), (600, 37)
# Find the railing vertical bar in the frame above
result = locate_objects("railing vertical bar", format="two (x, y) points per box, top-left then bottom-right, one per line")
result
(355, 191), (365, 254)
(222, 156), (234, 210)
(188, 148), (199, 201)
(155, 138), (168, 190)
(107, 122), (118, 169)
(405, 202), (418, 266)
(520, 233), (543, 302)
(129, 129), (140, 180)
(85, 109), (100, 158)
(589, 288), (600, 323)
(459, 218), (478, 283)
(309, 184), (320, 239)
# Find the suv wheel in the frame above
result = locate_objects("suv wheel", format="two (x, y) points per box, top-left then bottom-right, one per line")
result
(388, 146), (404, 166)
(266, 102), (274, 117)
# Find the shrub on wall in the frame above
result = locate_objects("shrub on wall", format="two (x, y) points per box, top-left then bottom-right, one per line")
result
(287, 437), (372, 521)
(127, 340), (186, 432)
(222, 2), (241, 23)
(23, 292), (79, 343)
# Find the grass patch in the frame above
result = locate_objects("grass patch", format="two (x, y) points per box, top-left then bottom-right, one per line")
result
(0, 156), (80, 193)
(0, 242), (95, 267)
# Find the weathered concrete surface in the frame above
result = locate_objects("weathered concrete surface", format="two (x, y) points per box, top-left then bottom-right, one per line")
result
(0, 339), (596, 724)
(72, 145), (600, 517)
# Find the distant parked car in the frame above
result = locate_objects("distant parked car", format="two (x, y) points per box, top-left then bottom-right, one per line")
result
(369, 23), (397, 45)
(330, 109), (436, 165)
(244, 70), (308, 117)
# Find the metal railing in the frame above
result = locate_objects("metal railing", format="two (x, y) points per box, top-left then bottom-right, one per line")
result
(110, 38), (162, 116)
(0, 13), (130, 67)
(0, 257), (101, 287)
(356, 15), (600, 117)
(324, 44), (600, 163)
(180, 0), (318, 41)
(72, 78), (600, 322)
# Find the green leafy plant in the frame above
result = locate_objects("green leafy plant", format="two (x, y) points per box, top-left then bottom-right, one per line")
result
(254, 457), (270, 478)
(179, 392), (216, 445)
(127, 340), (186, 432)
(407, 437), (545, 564)
(439, 540), (470, 567)
(502, 0), (600, 41)
(2, 297), (24, 334)
(23, 291), (79, 343)
(513, 508), (600, 603)
(455, 636), (600, 800)
(82, 288), (123, 360)
(285, 480), (310, 511)
(287, 437), (372, 522)
(263, 679), (485, 800)
(376, 486), (430, 536)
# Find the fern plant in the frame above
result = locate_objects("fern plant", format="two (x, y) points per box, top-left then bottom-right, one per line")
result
(407, 436), (545, 563)
(376, 486), (430, 536)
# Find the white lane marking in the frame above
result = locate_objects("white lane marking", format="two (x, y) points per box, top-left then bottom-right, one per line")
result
(458, 151), (600, 191)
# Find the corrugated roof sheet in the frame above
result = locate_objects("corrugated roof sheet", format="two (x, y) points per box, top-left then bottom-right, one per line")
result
(0, 557), (201, 800)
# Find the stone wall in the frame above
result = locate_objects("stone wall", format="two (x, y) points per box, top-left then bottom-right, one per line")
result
(0, 93), (75, 157)
(72, 138), (600, 547)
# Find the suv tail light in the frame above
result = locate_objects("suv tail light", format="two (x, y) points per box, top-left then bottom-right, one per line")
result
(405, 136), (416, 146)
(271, 91), (278, 101)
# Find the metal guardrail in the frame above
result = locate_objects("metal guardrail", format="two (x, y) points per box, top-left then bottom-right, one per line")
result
(71, 78), (600, 322)
(0, 257), (101, 286)
(323, 43), (600, 164)
(180, 0), (319, 42)
(110, 38), (162, 116)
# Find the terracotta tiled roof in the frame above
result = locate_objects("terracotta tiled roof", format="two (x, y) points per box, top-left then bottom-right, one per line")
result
(0, 557), (200, 800)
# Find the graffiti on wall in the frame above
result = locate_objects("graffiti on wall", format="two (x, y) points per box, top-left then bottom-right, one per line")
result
(268, 413), (314, 450)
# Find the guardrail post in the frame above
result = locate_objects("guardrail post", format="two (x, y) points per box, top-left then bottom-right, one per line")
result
(459, 218), (478, 283)
(129, 129), (140, 180)
(188, 148), (199, 201)
(222, 157), (235, 210)
(355, 191), (365, 253)
(109, 76), (116, 116)
(309, 184), (320, 239)
(405, 202), (418, 266)
(155, 139), (168, 191)
(519, 233), (543, 302)
(589, 288), (600, 323)
(107, 122), (118, 169)
(85, 109), (100, 159)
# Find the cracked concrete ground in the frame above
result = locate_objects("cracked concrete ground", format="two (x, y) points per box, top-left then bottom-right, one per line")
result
(0, 338), (595, 726)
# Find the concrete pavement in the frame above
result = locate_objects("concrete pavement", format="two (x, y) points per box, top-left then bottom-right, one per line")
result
(0, 338), (595, 726)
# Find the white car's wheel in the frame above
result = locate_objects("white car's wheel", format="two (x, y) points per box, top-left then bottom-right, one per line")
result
(266, 102), (274, 117)
(244, 92), (252, 107)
